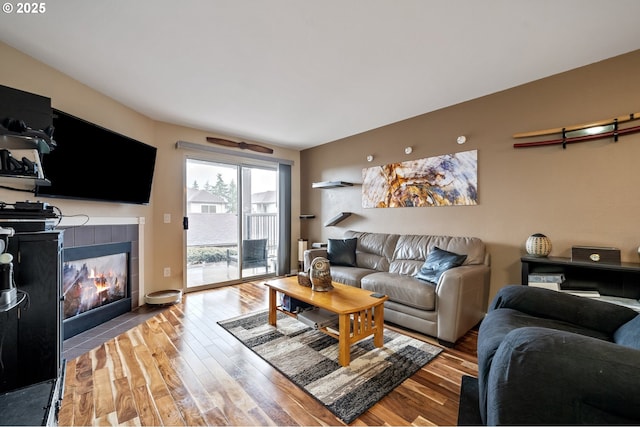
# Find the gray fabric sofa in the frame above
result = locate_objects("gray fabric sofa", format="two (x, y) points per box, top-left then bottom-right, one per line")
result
(303, 230), (491, 345)
(476, 285), (640, 425)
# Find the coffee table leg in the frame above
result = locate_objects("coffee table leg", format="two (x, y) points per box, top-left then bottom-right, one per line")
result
(373, 303), (384, 348)
(338, 313), (351, 367)
(268, 288), (277, 326)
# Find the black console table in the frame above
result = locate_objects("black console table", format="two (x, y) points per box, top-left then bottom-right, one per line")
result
(521, 255), (640, 300)
(0, 230), (64, 425)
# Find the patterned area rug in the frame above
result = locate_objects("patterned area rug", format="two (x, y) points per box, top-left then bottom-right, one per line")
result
(218, 310), (442, 424)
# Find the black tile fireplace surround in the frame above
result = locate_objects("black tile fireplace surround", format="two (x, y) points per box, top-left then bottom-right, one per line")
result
(59, 223), (140, 339)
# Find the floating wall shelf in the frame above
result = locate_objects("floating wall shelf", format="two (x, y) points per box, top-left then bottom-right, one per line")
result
(0, 175), (50, 191)
(312, 181), (353, 189)
(0, 134), (50, 190)
(325, 212), (352, 227)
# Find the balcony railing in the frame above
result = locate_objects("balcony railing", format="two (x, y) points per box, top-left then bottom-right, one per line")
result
(245, 213), (278, 257)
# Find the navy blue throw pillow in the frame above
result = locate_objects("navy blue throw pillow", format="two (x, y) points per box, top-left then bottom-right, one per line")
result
(415, 246), (467, 284)
(614, 315), (640, 350)
(327, 238), (357, 267)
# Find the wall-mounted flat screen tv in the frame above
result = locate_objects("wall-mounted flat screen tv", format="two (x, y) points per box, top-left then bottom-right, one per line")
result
(36, 109), (157, 204)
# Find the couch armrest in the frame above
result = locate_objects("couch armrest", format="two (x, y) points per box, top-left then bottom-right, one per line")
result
(303, 248), (327, 271)
(490, 285), (638, 335)
(487, 327), (640, 425)
(436, 264), (491, 344)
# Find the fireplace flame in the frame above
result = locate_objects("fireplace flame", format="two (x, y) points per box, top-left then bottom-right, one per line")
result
(88, 268), (119, 292)
(63, 252), (128, 321)
(94, 273), (109, 292)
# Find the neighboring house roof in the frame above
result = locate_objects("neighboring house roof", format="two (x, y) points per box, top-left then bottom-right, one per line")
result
(187, 188), (227, 204)
(252, 190), (276, 204)
(187, 213), (237, 247)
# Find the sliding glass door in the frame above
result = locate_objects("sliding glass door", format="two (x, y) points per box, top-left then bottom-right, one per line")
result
(185, 158), (278, 289)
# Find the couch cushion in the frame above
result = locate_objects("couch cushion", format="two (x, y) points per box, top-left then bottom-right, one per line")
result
(477, 307), (613, 424)
(361, 272), (436, 310)
(415, 246), (467, 283)
(329, 265), (375, 287)
(490, 285), (638, 336)
(344, 230), (399, 271)
(327, 238), (357, 267)
(479, 308), (613, 366)
(478, 307), (615, 398)
(391, 234), (485, 269)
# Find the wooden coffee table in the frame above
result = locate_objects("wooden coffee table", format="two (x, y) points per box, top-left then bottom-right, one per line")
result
(264, 276), (388, 367)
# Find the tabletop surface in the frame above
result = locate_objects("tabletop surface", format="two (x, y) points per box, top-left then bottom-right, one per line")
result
(264, 276), (388, 314)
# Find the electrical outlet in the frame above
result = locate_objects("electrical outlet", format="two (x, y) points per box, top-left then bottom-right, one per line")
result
(163, 267), (171, 277)
(163, 213), (171, 223)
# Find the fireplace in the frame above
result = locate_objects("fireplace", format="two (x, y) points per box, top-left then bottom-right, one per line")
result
(62, 242), (131, 339)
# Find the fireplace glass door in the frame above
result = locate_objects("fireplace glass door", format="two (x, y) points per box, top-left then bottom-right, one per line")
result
(63, 252), (128, 320)
(186, 158), (278, 288)
(62, 241), (132, 339)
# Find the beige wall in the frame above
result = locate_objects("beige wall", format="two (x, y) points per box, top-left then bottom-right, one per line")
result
(151, 121), (301, 291)
(0, 42), (301, 297)
(4, 38), (640, 304)
(300, 49), (640, 302)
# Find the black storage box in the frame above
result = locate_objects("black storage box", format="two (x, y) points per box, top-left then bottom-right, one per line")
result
(571, 246), (621, 264)
(280, 294), (313, 313)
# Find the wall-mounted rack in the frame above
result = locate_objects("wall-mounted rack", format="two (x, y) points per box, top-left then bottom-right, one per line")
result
(0, 135), (50, 190)
(1, 84), (55, 192)
(513, 111), (640, 149)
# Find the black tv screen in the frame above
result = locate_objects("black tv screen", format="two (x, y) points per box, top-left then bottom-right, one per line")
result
(36, 109), (157, 204)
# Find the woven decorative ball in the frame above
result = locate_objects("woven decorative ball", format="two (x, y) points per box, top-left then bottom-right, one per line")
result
(526, 233), (552, 257)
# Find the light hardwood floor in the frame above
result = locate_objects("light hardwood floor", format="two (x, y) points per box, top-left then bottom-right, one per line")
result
(58, 280), (478, 426)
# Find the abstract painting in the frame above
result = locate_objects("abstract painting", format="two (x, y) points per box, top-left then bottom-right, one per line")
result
(362, 149), (478, 208)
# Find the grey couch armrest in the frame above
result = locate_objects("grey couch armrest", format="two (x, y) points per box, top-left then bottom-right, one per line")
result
(436, 264), (491, 344)
(487, 327), (640, 425)
(490, 285), (638, 335)
(303, 248), (328, 271)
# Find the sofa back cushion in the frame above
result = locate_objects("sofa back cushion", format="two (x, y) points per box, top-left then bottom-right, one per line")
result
(491, 285), (638, 336)
(344, 230), (399, 272)
(390, 235), (485, 275)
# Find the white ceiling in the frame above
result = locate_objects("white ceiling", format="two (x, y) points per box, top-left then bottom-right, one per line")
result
(1, 0), (640, 150)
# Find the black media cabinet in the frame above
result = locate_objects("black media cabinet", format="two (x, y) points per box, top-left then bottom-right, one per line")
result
(521, 255), (640, 300)
(0, 231), (64, 425)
